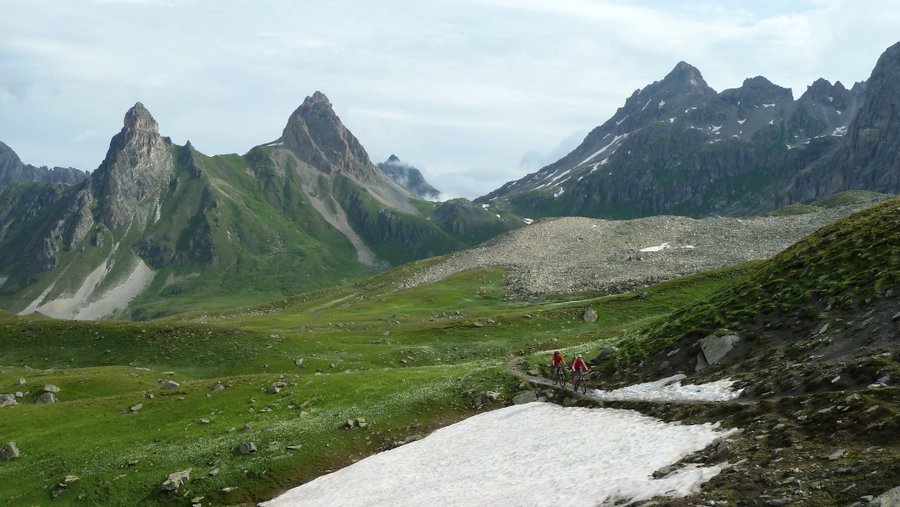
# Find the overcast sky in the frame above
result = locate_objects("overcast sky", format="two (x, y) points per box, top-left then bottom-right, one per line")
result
(1, 1), (898, 199)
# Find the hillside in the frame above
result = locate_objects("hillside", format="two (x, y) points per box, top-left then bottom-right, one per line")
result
(480, 42), (900, 219)
(0, 95), (519, 320)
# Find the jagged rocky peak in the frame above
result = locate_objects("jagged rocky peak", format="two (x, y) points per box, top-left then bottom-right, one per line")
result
(377, 154), (441, 200)
(620, 61), (715, 118)
(123, 102), (159, 133)
(279, 91), (377, 180)
(91, 101), (174, 230)
(663, 61), (716, 95)
(387, 154), (400, 163)
(721, 76), (793, 105)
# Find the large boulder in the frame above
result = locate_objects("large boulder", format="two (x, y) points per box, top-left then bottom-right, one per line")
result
(160, 468), (191, 491)
(42, 384), (60, 394)
(699, 334), (741, 365)
(35, 392), (57, 404)
(582, 308), (598, 323)
(870, 485), (900, 506)
(0, 394), (16, 407)
(0, 442), (20, 461)
(512, 391), (538, 405)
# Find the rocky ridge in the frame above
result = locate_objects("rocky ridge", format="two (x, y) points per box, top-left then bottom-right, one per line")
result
(0, 141), (88, 190)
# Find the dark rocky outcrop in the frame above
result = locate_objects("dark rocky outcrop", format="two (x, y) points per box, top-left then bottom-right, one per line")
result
(377, 155), (441, 199)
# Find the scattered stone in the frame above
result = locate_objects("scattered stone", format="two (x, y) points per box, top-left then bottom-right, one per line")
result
(865, 405), (880, 413)
(286, 444), (303, 451)
(211, 383), (225, 392)
(160, 469), (191, 491)
(208, 468), (220, 476)
(0, 442), (20, 461)
(817, 323), (829, 335)
(652, 464), (679, 478)
(582, 308), (598, 323)
(0, 394), (16, 407)
(826, 449), (845, 461)
(59, 475), (79, 487)
(265, 385), (281, 394)
(221, 487), (236, 493)
(666, 348), (681, 358)
(199, 418), (210, 425)
(472, 322), (483, 328)
(35, 392), (57, 404)
(43, 384), (60, 393)
(17, 378), (26, 385)
(709, 440), (730, 462)
(765, 498), (790, 506)
(161, 380), (180, 389)
(266, 442), (281, 452)
(512, 391), (538, 405)
(294, 357), (304, 367)
(163, 371), (176, 376)
(130, 403), (143, 412)
(845, 393), (862, 404)
(238, 442), (257, 455)
(892, 311), (900, 321)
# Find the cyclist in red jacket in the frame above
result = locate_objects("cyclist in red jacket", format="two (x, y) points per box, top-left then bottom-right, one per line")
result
(571, 354), (590, 374)
(551, 350), (566, 380)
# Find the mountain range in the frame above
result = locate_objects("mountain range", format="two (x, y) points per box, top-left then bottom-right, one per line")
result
(1, 42), (897, 320)
(479, 42), (899, 218)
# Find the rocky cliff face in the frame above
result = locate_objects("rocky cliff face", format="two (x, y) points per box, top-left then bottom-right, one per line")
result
(481, 43), (896, 219)
(0, 141), (88, 189)
(90, 103), (174, 230)
(782, 42), (900, 204)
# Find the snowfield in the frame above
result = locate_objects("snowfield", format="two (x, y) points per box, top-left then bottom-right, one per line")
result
(262, 402), (736, 507)
(590, 374), (743, 403)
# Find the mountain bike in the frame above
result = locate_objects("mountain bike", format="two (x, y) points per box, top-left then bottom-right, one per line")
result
(571, 370), (589, 394)
(552, 365), (568, 388)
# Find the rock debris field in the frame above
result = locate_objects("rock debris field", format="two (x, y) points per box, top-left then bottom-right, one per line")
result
(399, 205), (870, 298)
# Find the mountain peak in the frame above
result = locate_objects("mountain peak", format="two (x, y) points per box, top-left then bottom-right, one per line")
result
(123, 102), (159, 133)
(660, 61), (715, 95)
(387, 154), (401, 163)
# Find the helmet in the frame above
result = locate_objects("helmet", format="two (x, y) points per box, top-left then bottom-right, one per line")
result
(576, 354), (582, 359)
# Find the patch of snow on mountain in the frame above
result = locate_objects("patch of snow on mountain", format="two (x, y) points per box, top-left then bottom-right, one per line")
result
(768, 120), (774, 125)
(523, 218), (534, 225)
(737, 119), (746, 125)
(642, 99), (653, 111)
(658, 99), (666, 108)
(763, 103), (775, 108)
(616, 115), (628, 126)
(710, 126), (722, 133)
(640, 242), (670, 252)
(590, 374), (743, 403)
(828, 96), (833, 103)
(481, 203), (490, 209)
(262, 403), (736, 507)
(684, 106), (697, 114)
(554, 188), (565, 198)
(832, 126), (848, 136)
(579, 134), (627, 166)
(669, 117), (675, 123)
(836, 110), (842, 115)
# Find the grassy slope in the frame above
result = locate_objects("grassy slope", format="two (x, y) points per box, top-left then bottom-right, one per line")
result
(0, 259), (747, 505)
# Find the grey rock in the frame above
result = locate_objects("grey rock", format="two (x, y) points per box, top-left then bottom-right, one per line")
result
(700, 334), (741, 365)
(0, 394), (16, 407)
(17, 378), (26, 385)
(472, 322), (483, 328)
(294, 357), (304, 367)
(892, 311), (900, 321)
(286, 444), (303, 451)
(0, 442), (20, 461)
(582, 308), (598, 323)
(42, 384), (60, 393)
(161, 380), (180, 389)
(265, 386), (281, 394)
(211, 383), (225, 392)
(130, 403), (143, 412)
(709, 440), (730, 461)
(591, 347), (619, 363)
(238, 442), (257, 455)
(652, 464), (679, 478)
(160, 468), (191, 491)
(512, 391), (538, 405)
(695, 353), (710, 372)
(765, 499), (790, 506)
(827, 449), (845, 461)
(199, 418), (210, 424)
(35, 392), (57, 404)
(869, 485), (900, 506)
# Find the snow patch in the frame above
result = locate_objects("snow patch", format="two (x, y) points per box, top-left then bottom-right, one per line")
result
(763, 103), (775, 108)
(0, 276), (6, 289)
(579, 134), (627, 166)
(737, 119), (746, 125)
(262, 403), (735, 507)
(768, 120), (774, 125)
(835, 110), (842, 115)
(669, 117), (675, 123)
(658, 99), (666, 108)
(642, 99), (653, 111)
(481, 203), (490, 209)
(495, 214), (501, 219)
(832, 126), (847, 136)
(523, 218), (534, 225)
(591, 374), (743, 403)
(615, 115), (628, 126)
(639, 242), (670, 252)
(553, 188), (565, 199)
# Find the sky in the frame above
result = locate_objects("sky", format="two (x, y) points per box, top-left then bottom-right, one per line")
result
(1, 1), (898, 199)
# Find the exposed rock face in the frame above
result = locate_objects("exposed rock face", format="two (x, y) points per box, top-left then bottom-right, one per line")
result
(280, 91), (379, 184)
(0, 141), (88, 190)
(91, 103), (174, 230)
(377, 155), (441, 199)
(784, 41), (900, 203)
